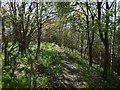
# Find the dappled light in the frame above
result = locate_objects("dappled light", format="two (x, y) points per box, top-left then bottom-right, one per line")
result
(1, 1), (120, 89)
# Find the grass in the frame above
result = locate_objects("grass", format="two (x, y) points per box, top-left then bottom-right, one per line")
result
(2, 42), (64, 88)
(2, 42), (120, 88)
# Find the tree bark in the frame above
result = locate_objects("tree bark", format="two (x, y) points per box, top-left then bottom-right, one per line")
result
(2, 17), (8, 66)
(112, 0), (116, 71)
(81, 31), (84, 59)
(35, 3), (42, 62)
(86, 2), (94, 66)
(97, 1), (110, 80)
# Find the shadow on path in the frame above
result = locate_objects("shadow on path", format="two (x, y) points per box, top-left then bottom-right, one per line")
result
(55, 46), (81, 89)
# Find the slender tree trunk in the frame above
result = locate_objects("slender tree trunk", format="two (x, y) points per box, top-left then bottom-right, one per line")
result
(81, 31), (84, 59)
(2, 18), (8, 66)
(86, 2), (90, 64)
(103, 41), (109, 80)
(103, 1), (110, 80)
(112, 0), (116, 71)
(89, 44), (92, 66)
(34, 3), (43, 88)
(89, 23), (94, 66)
(4, 43), (8, 66)
(97, 2), (110, 80)
(35, 3), (42, 62)
(86, 2), (94, 66)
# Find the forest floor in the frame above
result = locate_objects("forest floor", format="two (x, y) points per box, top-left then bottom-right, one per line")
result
(2, 43), (120, 88)
(55, 46), (81, 89)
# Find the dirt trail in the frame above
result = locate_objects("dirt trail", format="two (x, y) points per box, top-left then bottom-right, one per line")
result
(55, 46), (81, 89)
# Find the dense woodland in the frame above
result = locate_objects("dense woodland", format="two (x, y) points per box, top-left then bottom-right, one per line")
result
(1, 0), (120, 89)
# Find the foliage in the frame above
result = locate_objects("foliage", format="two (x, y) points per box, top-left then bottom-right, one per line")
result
(1, 1), (120, 89)
(2, 43), (63, 88)
(62, 47), (120, 88)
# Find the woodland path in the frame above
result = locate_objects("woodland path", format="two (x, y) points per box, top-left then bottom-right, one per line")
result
(55, 46), (81, 89)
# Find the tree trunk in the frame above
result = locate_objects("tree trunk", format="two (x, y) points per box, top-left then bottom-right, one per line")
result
(86, 2), (94, 66)
(112, 0), (116, 71)
(97, 2), (110, 80)
(103, 1), (110, 80)
(103, 40), (109, 80)
(2, 17), (8, 66)
(81, 31), (84, 59)
(35, 3), (42, 62)
(89, 44), (92, 66)
(4, 43), (8, 66)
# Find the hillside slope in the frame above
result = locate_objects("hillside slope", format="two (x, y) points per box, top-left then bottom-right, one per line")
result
(61, 45), (120, 88)
(2, 42), (120, 88)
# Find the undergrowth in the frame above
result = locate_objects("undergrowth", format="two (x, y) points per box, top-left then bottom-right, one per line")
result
(61, 46), (120, 88)
(2, 42), (120, 88)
